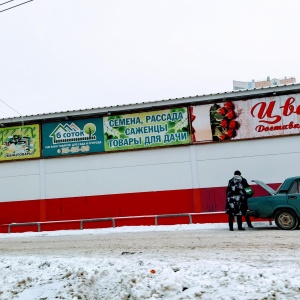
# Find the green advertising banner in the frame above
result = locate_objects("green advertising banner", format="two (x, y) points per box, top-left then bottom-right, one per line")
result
(104, 107), (190, 151)
(42, 118), (104, 157)
(0, 124), (40, 161)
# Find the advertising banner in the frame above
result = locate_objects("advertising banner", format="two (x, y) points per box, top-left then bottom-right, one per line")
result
(104, 108), (190, 151)
(0, 124), (40, 161)
(191, 94), (300, 142)
(42, 118), (104, 157)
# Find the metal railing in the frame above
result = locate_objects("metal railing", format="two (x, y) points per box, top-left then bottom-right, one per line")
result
(5, 212), (227, 233)
(80, 217), (115, 230)
(8, 222), (41, 234)
(155, 213), (192, 225)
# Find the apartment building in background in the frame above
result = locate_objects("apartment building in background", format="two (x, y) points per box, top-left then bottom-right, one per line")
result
(233, 76), (296, 90)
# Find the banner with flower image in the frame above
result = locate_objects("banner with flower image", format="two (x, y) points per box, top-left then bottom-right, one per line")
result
(190, 94), (300, 142)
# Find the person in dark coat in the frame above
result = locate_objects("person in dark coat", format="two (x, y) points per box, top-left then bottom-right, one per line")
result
(238, 171), (254, 228)
(226, 170), (249, 231)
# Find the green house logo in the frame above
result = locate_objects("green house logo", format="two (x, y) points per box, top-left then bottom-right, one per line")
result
(50, 123), (97, 144)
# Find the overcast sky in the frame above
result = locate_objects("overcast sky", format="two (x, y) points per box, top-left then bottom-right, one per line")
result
(1, 0), (300, 118)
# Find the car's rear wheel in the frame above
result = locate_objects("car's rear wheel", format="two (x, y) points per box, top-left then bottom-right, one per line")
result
(274, 210), (299, 230)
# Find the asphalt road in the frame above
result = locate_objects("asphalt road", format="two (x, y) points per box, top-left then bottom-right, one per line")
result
(0, 225), (299, 265)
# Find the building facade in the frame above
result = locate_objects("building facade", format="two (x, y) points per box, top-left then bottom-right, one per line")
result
(1, 83), (300, 231)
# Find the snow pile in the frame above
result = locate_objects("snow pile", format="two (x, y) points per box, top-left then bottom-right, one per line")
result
(0, 223), (300, 299)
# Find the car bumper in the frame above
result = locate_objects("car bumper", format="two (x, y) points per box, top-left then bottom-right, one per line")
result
(246, 210), (259, 217)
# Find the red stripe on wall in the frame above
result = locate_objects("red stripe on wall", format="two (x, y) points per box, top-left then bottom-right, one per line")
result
(199, 183), (281, 212)
(0, 189), (195, 224)
(0, 183), (281, 226)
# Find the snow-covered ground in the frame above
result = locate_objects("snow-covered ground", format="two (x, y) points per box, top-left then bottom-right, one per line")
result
(0, 222), (300, 300)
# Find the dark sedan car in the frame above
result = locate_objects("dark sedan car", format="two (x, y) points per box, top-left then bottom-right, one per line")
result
(247, 176), (300, 230)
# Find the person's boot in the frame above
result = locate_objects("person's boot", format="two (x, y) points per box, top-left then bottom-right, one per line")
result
(229, 215), (234, 231)
(237, 216), (245, 230)
(246, 216), (253, 228)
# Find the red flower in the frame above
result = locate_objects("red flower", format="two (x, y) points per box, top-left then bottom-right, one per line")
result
(189, 107), (196, 122)
(220, 119), (228, 128)
(213, 127), (226, 141)
(229, 120), (237, 129)
(226, 110), (235, 119)
(226, 129), (234, 138)
(224, 101), (234, 110)
(217, 107), (226, 115)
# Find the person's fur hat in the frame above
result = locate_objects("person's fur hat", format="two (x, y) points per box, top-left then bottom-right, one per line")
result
(234, 170), (241, 175)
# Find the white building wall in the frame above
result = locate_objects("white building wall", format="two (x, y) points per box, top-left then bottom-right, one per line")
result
(0, 146), (193, 202)
(0, 160), (41, 202)
(1, 135), (300, 203)
(44, 146), (193, 199)
(195, 135), (300, 187)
